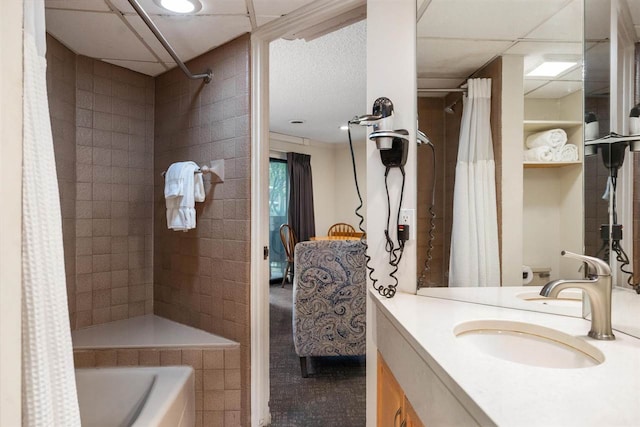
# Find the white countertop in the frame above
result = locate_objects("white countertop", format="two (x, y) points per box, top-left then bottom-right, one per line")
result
(372, 290), (640, 426)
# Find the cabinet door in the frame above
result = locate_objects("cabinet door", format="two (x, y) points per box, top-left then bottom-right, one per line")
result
(403, 396), (425, 427)
(377, 353), (405, 427)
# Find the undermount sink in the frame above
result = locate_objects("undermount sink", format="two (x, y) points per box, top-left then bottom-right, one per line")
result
(517, 290), (583, 307)
(454, 320), (604, 369)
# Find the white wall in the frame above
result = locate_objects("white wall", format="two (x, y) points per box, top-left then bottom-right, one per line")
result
(333, 141), (367, 228)
(366, 1), (416, 426)
(0, 0), (23, 424)
(270, 137), (367, 237)
(501, 55), (525, 285)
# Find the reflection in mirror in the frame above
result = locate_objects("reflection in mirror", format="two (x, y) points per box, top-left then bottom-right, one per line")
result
(415, 0), (584, 292)
(583, 0), (612, 277)
(584, 0), (640, 295)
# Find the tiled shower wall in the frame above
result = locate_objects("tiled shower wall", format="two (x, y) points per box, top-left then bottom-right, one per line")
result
(47, 35), (77, 319)
(417, 98), (445, 286)
(153, 34), (251, 425)
(73, 55), (154, 328)
(46, 35), (155, 330)
(584, 97), (610, 259)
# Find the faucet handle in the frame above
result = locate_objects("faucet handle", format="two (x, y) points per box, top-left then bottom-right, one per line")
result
(561, 251), (611, 276)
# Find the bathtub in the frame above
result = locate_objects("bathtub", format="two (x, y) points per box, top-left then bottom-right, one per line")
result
(75, 366), (195, 427)
(72, 315), (241, 424)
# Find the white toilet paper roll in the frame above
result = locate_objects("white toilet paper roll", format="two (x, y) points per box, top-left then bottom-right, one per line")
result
(522, 265), (533, 285)
(630, 117), (640, 136)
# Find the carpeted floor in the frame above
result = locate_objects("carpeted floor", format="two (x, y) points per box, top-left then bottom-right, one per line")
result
(269, 285), (366, 426)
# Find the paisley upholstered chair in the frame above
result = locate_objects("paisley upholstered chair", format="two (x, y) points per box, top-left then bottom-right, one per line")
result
(292, 240), (367, 377)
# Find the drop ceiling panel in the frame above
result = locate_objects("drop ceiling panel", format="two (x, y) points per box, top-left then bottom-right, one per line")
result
(109, 0), (247, 15)
(125, 15), (182, 63)
(523, 79), (548, 94)
(526, 80), (582, 98)
(417, 0), (568, 40)
(505, 41), (582, 56)
(624, 0), (640, 27)
(45, 9), (157, 61)
(126, 14), (251, 64)
(585, 0), (610, 40)
(252, 0), (317, 19)
(417, 39), (513, 78)
(45, 0), (111, 11)
(523, 0), (582, 41)
(557, 67), (583, 81)
(103, 59), (174, 76)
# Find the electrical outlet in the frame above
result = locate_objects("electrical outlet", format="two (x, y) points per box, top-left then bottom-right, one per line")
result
(399, 208), (416, 241)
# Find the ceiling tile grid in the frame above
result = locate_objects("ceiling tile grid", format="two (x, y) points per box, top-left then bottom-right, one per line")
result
(44, 0), (318, 77)
(45, 9), (157, 62)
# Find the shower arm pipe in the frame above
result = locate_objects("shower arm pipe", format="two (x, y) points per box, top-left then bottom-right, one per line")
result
(126, 0), (212, 83)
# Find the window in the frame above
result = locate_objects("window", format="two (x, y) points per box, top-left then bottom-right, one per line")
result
(269, 158), (288, 281)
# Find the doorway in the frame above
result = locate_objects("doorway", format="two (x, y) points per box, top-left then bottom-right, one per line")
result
(249, 2), (367, 425)
(266, 19), (367, 425)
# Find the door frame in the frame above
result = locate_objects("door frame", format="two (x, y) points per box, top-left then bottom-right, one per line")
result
(249, 1), (366, 425)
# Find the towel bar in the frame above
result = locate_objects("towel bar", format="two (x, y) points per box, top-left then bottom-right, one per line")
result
(161, 160), (224, 183)
(160, 167), (207, 177)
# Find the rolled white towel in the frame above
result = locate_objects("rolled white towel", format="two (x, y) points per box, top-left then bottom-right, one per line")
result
(525, 129), (567, 149)
(552, 144), (579, 161)
(523, 146), (553, 162)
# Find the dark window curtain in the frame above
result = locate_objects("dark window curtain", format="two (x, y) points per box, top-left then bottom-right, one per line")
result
(287, 152), (315, 242)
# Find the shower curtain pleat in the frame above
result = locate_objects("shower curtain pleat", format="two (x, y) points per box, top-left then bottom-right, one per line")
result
(449, 78), (500, 287)
(22, 1), (81, 425)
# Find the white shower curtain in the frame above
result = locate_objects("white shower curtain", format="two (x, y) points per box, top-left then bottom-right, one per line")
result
(22, 0), (81, 425)
(448, 78), (500, 287)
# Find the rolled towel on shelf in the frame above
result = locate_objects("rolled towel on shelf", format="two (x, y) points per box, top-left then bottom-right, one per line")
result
(523, 146), (553, 162)
(552, 144), (579, 162)
(525, 128), (567, 149)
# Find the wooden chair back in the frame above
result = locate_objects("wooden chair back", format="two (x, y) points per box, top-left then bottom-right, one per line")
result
(279, 224), (297, 262)
(327, 222), (357, 238)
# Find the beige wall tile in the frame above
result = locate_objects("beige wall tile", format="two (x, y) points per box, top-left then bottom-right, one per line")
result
(95, 350), (117, 366)
(160, 349), (181, 366)
(139, 349), (160, 366)
(203, 350), (224, 369)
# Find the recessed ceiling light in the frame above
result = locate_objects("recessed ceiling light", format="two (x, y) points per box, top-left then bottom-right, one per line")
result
(526, 61), (577, 77)
(154, 0), (202, 14)
(289, 120), (305, 125)
(340, 125), (349, 131)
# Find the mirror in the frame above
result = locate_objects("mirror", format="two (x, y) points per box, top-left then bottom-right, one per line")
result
(415, 0), (640, 337)
(415, 0), (584, 294)
(583, 0), (640, 339)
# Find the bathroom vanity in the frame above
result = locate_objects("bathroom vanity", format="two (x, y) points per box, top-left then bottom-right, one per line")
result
(372, 289), (640, 426)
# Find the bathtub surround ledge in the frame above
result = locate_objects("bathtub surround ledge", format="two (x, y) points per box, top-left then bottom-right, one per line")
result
(73, 315), (240, 426)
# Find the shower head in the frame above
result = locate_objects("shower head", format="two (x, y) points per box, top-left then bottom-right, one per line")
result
(417, 129), (432, 146)
(444, 102), (456, 114)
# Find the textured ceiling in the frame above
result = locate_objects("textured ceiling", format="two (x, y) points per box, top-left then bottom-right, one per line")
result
(269, 20), (367, 144)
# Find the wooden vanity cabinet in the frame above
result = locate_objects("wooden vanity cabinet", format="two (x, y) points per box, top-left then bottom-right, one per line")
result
(377, 353), (425, 427)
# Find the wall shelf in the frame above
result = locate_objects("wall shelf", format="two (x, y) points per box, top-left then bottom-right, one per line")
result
(523, 120), (583, 132)
(523, 161), (582, 169)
